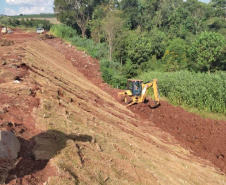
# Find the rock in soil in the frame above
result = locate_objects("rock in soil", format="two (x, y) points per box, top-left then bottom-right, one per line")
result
(0, 131), (20, 159)
(0, 131), (20, 184)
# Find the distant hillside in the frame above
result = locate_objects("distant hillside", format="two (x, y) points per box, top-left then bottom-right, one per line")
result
(6, 13), (60, 25)
(10, 13), (55, 19)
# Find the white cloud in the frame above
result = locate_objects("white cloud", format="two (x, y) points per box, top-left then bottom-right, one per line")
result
(19, 6), (54, 14)
(4, 8), (18, 16)
(5, 0), (54, 15)
(6, 0), (54, 6)
(4, 6), (54, 16)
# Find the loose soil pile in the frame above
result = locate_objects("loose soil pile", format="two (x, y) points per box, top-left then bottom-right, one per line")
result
(0, 39), (14, 46)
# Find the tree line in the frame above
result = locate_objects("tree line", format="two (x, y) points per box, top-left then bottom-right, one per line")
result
(0, 16), (53, 30)
(54, 0), (225, 78)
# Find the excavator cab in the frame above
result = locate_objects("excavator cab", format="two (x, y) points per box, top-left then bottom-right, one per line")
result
(127, 79), (143, 96)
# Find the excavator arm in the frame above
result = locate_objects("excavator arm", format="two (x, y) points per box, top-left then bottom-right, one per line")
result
(140, 78), (160, 106)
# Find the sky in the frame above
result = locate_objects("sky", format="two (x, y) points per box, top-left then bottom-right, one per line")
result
(0, 0), (211, 16)
(0, 0), (54, 15)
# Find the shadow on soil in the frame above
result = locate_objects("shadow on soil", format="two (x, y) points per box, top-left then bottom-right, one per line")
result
(6, 130), (92, 184)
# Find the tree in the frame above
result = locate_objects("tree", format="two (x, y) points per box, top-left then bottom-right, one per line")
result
(183, 0), (208, 35)
(132, 0), (183, 31)
(188, 31), (225, 72)
(207, 17), (226, 31)
(89, 5), (107, 43)
(137, 0), (158, 31)
(54, 0), (102, 37)
(25, 18), (32, 27)
(168, 7), (190, 38)
(125, 31), (153, 65)
(163, 38), (188, 71)
(0, 17), (11, 26)
(102, 10), (124, 60)
(112, 31), (128, 65)
(210, 0), (226, 19)
(149, 28), (167, 58)
(121, 59), (138, 78)
(20, 18), (25, 26)
(120, 0), (139, 29)
(12, 18), (20, 26)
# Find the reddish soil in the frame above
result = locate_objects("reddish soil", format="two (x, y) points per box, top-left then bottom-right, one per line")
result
(0, 29), (225, 184)
(0, 30), (57, 184)
(45, 37), (226, 175)
(130, 101), (226, 173)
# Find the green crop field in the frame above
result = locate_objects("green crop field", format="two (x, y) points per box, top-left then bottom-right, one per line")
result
(138, 71), (226, 114)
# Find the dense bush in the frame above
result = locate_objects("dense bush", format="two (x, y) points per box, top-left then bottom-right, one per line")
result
(138, 71), (226, 114)
(70, 37), (107, 59)
(100, 59), (126, 88)
(51, 24), (108, 59)
(162, 38), (188, 72)
(188, 31), (225, 72)
(50, 24), (77, 39)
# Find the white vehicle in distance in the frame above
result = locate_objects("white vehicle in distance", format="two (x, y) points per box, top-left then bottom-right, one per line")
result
(36, 27), (44, 34)
(7, 28), (13, 34)
(1, 27), (7, 34)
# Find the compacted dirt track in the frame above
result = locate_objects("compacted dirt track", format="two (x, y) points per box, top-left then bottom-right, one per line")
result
(0, 28), (226, 184)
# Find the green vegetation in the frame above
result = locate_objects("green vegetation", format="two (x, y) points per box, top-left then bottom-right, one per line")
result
(50, 24), (108, 59)
(53, 0), (226, 72)
(138, 71), (226, 114)
(0, 16), (53, 30)
(50, 24), (78, 40)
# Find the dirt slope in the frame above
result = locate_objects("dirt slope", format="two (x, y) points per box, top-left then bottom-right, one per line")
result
(46, 36), (226, 175)
(0, 30), (225, 184)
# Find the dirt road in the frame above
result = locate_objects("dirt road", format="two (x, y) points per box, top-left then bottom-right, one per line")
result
(0, 28), (226, 184)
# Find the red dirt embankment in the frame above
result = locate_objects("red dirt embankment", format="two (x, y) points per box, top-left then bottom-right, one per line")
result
(45, 37), (226, 174)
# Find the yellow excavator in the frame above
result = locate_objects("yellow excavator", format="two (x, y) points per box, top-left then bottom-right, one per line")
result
(118, 78), (160, 107)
